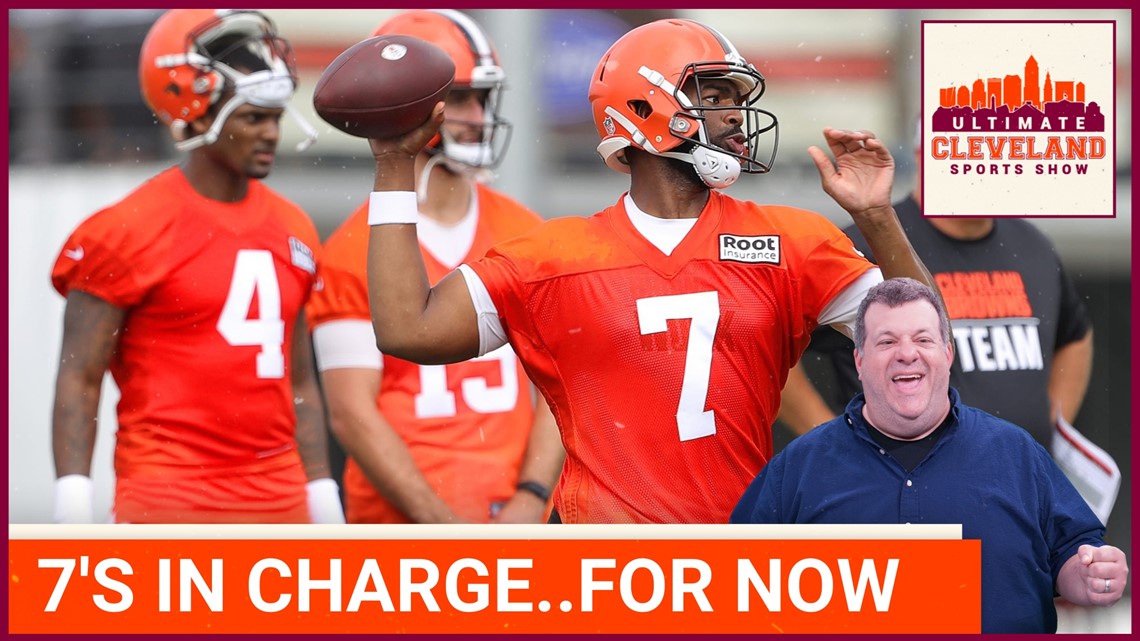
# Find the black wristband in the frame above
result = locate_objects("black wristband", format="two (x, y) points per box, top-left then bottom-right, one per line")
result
(516, 480), (551, 502)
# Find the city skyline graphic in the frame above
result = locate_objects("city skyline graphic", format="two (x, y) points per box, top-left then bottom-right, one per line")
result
(933, 54), (1104, 132)
(921, 20), (1114, 217)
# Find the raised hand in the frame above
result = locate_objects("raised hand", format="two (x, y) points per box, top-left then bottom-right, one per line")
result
(368, 102), (446, 161)
(369, 102), (446, 192)
(807, 127), (895, 221)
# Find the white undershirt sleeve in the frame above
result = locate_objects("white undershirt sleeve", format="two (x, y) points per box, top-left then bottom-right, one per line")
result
(818, 267), (884, 339)
(311, 319), (383, 371)
(456, 264), (508, 357)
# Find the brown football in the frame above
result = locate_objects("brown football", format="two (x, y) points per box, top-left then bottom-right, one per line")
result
(313, 34), (455, 139)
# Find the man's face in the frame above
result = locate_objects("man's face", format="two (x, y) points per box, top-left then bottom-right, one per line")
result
(201, 102), (284, 179)
(681, 76), (747, 156)
(855, 300), (953, 439)
(442, 88), (489, 143)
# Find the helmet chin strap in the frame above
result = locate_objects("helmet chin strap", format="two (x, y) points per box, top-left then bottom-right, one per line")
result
(417, 151), (492, 206)
(673, 85), (740, 189)
(635, 65), (741, 190)
(442, 157), (494, 184)
(690, 145), (740, 189)
(174, 97), (317, 153)
(656, 131), (742, 190)
(174, 66), (317, 152)
(435, 129), (495, 183)
(416, 153), (445, 204)
(443, 141), (492, 168)
(175, 93), (243, 152)
(286, 106), (318, 152)
(439, 124), (497, 170)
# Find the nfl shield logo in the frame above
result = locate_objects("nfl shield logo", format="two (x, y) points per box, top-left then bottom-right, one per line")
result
(603, 116), (615, 136)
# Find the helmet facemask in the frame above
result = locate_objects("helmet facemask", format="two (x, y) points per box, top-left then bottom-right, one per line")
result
(674, 62), (779, 175)
(650, 62), (779, 189)
(590, 19), (781, 190)
(371, 9), (513, 189)
(418, 84), (513, 202)
(433, 73), (512, 182)
(164, 10), (317, 152)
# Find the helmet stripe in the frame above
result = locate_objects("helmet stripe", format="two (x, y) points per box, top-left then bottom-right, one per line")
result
(431, 9), (496, 69)
(685, 19), (743, 62)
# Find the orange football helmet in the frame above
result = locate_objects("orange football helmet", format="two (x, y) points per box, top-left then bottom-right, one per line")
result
(589, 19), (778, 189)
(373, 9), (511, 169)
(139, 9), (316, 152)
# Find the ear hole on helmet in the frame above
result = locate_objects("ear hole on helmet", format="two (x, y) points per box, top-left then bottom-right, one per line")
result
(628, 100), (651, 119)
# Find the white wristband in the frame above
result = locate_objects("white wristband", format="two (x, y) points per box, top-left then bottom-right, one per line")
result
(53, 474), (94, 524)
(368, 191), (419, 225)
(306, 478), (346, 524)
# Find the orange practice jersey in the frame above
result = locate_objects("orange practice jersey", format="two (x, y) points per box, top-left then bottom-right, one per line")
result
(467, 191), (873, 523)
(51, 168), (320, 523)
(307, 185), (542, 523)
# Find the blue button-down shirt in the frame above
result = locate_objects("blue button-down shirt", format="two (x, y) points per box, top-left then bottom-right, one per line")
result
(731, 388), (1104, 633)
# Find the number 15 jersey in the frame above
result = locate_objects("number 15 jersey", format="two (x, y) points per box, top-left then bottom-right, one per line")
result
(465, 191), (873, 523)
(307, 185), (542, 523)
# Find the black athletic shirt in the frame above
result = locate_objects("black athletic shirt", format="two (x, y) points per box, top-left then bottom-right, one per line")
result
(808, 194), (1091, 448)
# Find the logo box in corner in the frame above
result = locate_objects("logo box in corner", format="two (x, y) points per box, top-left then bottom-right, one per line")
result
(921, 21), (1116, 217)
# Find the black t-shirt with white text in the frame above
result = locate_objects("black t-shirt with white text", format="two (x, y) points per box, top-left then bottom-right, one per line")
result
(808, 195), (1091, 448)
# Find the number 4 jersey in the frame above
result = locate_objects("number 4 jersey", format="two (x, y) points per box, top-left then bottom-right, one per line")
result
(464, 191), (874, 523)
(51, 168), (320, 515)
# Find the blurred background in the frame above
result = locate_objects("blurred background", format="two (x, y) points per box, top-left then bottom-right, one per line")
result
(7, 9), (1131, 632)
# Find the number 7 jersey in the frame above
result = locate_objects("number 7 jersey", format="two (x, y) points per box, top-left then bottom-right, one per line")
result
(51, 167), (320, 476)
(466, 191), (873, 523)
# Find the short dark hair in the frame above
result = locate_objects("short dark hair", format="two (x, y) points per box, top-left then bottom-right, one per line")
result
(853, 277), (949, 349)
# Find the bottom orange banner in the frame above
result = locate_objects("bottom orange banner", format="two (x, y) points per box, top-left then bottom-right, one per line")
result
(8, 525), (980, 634)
